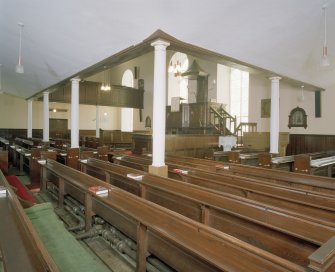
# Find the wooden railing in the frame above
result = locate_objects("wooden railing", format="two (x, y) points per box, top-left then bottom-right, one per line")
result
(209, 106), (236, 135)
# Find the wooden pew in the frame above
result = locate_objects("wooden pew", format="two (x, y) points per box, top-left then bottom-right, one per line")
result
(111, 155), (335, 230)
(40, 159), (312, 272)
(14, 137), (35, 149)
(78, 158), (335, 270)
(8, 145), (32, 174)
(0, 137), (10, 150)
(52, 146), (104, 169)
(257, 151), (335, 174)
(154, 154), (335, 196)
(30, 149), (57, 185)
(0, 150), (8, 175)
(294, 154), (335, 177)
(227, 151), (260, 165)
(0, 170), (58, 271)
(113, 154), (217, 172)
(97, 145), (109, 161)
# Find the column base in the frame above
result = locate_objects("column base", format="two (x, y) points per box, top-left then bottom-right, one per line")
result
(148, 165), (168, 178)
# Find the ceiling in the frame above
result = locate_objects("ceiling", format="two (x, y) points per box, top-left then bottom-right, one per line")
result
(0, 0), (334, 99)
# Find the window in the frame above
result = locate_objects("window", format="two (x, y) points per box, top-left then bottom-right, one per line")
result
(229, 68), (249, 125)
(121, 69), (134, 132)
(167, 52), (189, 105)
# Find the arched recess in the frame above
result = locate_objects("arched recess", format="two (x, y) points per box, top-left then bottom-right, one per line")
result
(121, 69), (134, 132)
(167, 52), (189, 105)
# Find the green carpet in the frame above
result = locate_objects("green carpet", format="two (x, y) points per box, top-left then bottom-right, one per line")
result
(16, 175), (31, 185)
(25, 203), (109, 272)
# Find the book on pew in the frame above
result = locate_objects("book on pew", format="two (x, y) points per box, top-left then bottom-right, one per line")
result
(37, 159), (46, 165)
(172, 169), (188, 174)
(88, 186), (109, 196)
(0, 186), (7, 195)
(127, 173), (144, 181)
(216, 164), (230, 170)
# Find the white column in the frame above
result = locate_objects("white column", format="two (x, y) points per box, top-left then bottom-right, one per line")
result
(96, 105), (100, 138)
(269, 76), (281, 154)
(27, 99), (32, 138)
(71, 78), (80, 148)
(150, 39), (170, 167)
(43, 91), (49, 142)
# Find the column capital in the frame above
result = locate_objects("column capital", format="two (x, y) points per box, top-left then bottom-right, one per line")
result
(71, 77), (81, 83)
(151, 39), (170, 49)
(43, 91), (49, 95)
(269, 76), (282, 82)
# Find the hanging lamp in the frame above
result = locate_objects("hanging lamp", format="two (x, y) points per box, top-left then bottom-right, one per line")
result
(16, 22), (24, 74)
(321, 4), (330, 67)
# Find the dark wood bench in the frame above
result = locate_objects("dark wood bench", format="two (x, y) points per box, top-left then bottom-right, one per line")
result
(150, 154), (335, 196)
(0, 170), (58, 271)
(78, 158), (335, 271)
(294, 154), (335, 177)
(40, 159), (315, 272)
(114, 154), (335, 198)
(0, 137), (10, 151)
(0, 150), (8, 175)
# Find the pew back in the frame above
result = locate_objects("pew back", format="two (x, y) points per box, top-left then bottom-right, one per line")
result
(41, 159), (307, 272)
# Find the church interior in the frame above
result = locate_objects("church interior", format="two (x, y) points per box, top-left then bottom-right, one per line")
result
(1, 1), (335, 271)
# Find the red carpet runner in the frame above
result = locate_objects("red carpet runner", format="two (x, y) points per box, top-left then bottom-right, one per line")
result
(5, 175), (37, 204)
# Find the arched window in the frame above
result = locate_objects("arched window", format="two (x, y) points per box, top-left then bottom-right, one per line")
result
(167, 52), (189, 105)
(121, 69), (134, 132)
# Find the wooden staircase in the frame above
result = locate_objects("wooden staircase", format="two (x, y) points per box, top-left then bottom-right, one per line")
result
(209, 105), (257, 146)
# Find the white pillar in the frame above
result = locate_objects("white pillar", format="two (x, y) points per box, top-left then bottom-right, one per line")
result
(96, 105), (100, 138)
(269, 76), (281, 154)
(150, 39), (170, 169)
(71, 78), (80, 148)
(43, 91), (49, 142)
(27, 99), (32, 138)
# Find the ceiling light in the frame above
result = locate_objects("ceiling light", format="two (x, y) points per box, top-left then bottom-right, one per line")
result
(16, 22), (24, 74)
(53, 108), (57, 113)
(321, 4), (330, 67)
(100, 69), (111, 91)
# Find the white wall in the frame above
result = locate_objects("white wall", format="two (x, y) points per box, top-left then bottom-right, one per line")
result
(249, 73), (334, 135)
(3, 52), (335, 136)
(0, 94), (121, 130)
(0, 94), (27, 128)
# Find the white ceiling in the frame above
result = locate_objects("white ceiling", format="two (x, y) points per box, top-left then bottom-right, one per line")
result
(0, 0), (334, 99)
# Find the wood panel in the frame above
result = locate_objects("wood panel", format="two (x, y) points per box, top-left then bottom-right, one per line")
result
(287, 134), (335, 155)
(39, 81), (144, 108)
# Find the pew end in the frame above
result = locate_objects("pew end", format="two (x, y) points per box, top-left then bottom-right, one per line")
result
(309, 236), (335, 272)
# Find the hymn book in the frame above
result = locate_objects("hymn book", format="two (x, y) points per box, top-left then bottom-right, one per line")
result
(172, 169), (188, 174)
(126, 173), (144, 181)
(88, 186), (109, 195)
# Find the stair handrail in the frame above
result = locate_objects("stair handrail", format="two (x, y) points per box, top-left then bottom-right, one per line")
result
(209, 106), (236, 135)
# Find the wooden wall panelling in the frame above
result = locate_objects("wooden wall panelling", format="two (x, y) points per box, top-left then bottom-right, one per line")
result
(287, 134), (335, 155)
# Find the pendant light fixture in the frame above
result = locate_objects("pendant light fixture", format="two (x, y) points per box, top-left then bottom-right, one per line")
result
(16, 22), (24, 74)
(100, 68), (111, 91)
(321, 4), (330, 67)
(298, 85), (305, 102)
